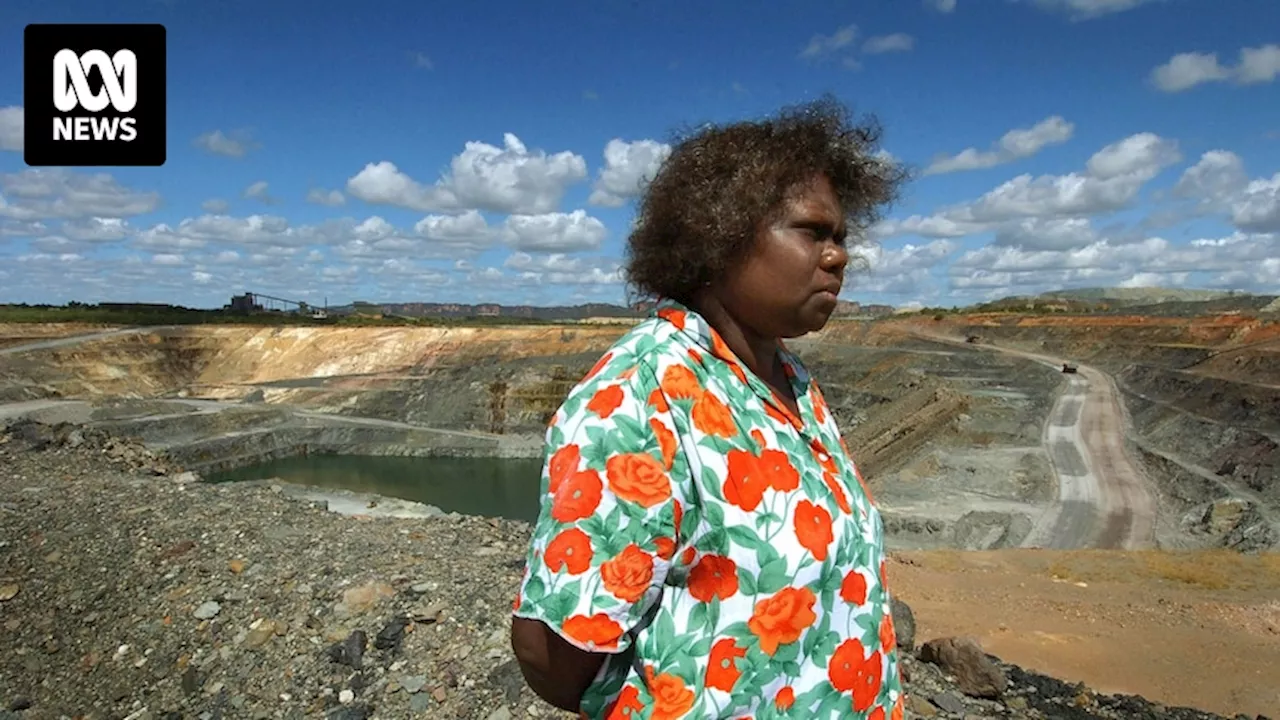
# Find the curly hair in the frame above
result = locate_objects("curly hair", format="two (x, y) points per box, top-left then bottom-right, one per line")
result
(623, 94), (911, 305)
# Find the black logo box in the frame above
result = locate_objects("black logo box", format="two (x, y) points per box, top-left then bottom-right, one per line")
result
(23, 23), (167, 167)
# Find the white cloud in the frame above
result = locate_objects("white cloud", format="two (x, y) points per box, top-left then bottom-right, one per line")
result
(799, 24), (858, 60)
(1173, 150), (1280, 233)
(1014, 0), (1163, 21)
(863, 34), (915, 55)
(926, 0), (957, 12)
(202, 199), (230, 213)
(855, 239), (959, 295)
(414, 210), (499, 253)
(502, 210), (607, 253)
(306, 188), (346, 207)
(588, 139), (672, 207)
(884, 132), (1181, 241)
(947, 232), (1280, 298)
(925, 116), (1074, 175)
(992, 217), (1101, 251)
(0, 169), (161, 221)
(346, 133), (588, 214)
(243, 181), (280, 205)
(409, 51), (433, 70)
(194, 129), (255, 158)
(1150, 44), (1280, 93)
(0, 106), (23, 152)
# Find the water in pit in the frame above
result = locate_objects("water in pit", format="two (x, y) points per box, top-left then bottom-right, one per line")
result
(205, 454), (546, 523)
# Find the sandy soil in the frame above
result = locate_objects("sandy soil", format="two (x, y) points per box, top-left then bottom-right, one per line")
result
(888, 549), (1280, 718)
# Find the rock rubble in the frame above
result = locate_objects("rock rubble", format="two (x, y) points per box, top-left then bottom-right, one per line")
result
(0, 421), (1267, 719)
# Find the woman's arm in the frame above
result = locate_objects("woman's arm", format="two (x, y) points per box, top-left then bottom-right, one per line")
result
(510, 616), (607, 711)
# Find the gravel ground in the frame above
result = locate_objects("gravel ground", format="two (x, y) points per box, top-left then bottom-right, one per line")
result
(0, 421), (1264, 720)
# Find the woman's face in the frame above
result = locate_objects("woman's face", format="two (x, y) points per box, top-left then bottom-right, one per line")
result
(716, 174), (850, 339)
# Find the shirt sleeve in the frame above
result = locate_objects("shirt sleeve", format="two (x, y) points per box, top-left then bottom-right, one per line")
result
(512, 356), (688, 655)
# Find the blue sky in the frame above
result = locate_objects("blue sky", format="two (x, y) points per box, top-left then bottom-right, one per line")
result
(1, 0), (1277, 309)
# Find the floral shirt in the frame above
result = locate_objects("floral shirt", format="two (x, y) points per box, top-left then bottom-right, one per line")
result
(513, 298), (903, 720)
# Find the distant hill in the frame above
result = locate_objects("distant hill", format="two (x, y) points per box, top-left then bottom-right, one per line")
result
(1035, 287), (1237, 304)
(334, 301), (648, 321)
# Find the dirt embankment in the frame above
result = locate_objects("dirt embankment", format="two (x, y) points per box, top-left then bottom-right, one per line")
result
(870, 313), (1280, 553)
(2, 425), (1277, 720)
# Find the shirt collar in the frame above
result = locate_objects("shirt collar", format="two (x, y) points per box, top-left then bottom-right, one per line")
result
(651, 297), (815, 434)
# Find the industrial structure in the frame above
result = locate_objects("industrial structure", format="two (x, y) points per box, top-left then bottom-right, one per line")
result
(227, 293), (328, 318)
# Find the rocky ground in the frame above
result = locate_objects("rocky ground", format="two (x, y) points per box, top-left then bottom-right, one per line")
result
(0, 422), (1271, 720)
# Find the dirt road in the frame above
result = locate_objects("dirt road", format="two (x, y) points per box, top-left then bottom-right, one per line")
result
(0, 327), (155, 356)
(910, 331), (1156, 550)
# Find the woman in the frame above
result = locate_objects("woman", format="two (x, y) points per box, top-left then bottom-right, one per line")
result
(509, 96), (910, 719)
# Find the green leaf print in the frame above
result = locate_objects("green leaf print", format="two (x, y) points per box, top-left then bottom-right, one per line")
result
(546, 582), (580, 623)
(547, 424), (565, 450)
(725, 525), (764, 550)
(689, 603), (707, 633)
(687, 636), (713, 659)
(703, 493), (726, 524)
(813, 684), (849, 718)
(755, 539), (782, 568)
(634, 334), (657, 357)
(756, 556), (790, 595)
(523, 575), (546, 604)
(738, 566), (758, 596)
(707, 597), (721, 632)
(612, 414), (648, 449)
(773, 638), (801, 664)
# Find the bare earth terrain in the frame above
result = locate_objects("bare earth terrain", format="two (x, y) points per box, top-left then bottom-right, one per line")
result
(1, 303), (1278, 718)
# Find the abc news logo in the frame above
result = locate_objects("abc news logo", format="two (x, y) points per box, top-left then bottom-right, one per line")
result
(24, 24), (166, 167)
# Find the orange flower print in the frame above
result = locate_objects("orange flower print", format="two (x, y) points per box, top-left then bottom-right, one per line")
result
(551, 469), (603, 523)
(749, 428), (767, 448)
(811, 384), (828, 423)
(688, 554), (739, 602)
(812, 443), (839, 476)
(763, 402), (791, 426)
(680, 546), (696, 566)
(687, 348), (704, 366)
(563, 613), (624, 650)
(748, 586), (817, 656)
(840, 569), (868, 605)
(606, 452), (673, 508)
(605, 685), (644, 720)
(774, 686), (795, 711)
(691, 391), (737, 438)
(868, 708), (886, 720)
(649, 418), (677, 470)
(828, 637), (865, 691)
(544, 528), (592, 575)
(619, 365), (638, 380)
(583, 352), (614, 383)
(879, 612), (896, 653)
(645, 667), (696, 720)
(657, 306), (687, 330)
(548, 443), (581, 494)
(794, 500), (834, 561)
(660, 364), (701, 400)
(600, 544), (655, 603)
(647, 388), (670, 412)
(891, 695), (905, 720)
(653, 536), (675, 560)
(709, 329), (735, 363)
(758, 448), (801, 492)
(852, 649), (884, 712)
(588, 384), (625, 418)
(724, 449), (770, 512)
(705, 638), (746, 692)
(822, 472), (853, 515)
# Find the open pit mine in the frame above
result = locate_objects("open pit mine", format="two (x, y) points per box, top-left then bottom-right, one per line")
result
(1, 301), (1278, 719)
